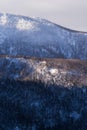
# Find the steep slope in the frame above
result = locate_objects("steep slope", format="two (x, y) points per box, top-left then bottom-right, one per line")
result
(0, 13), (87, 59)
(0, 55), (87, 87)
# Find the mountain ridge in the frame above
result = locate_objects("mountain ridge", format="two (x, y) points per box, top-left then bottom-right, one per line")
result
(0, 13), (87, 59)
(0, 13), (87, 33)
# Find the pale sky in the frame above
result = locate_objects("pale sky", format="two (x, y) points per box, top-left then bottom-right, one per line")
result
(0, 0), (87, 31)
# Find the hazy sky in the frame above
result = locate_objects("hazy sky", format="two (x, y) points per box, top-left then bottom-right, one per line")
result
(0, 0), (87, 31)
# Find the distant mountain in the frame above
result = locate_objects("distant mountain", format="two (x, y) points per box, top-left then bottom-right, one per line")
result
(0, 13), (87, 59)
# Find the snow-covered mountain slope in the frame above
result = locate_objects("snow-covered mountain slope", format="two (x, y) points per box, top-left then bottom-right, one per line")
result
(0, 13), (87, 59)
(0, 55), (87, 87)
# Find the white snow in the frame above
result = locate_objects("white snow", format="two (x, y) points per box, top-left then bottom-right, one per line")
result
(49, 68), (58, 75)
(16, 19), (34, 30)
(0, 13), (87, 59)
(0, 13), (7, 25)
(35, 61), (47, 74)
(40, 61), (46, 65)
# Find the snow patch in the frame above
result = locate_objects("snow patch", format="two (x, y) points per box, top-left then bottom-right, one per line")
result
(16, 19), (34, 30)
(0, 13), (7, 25)
(40, 61), (46, 65)
(49, 68), (58, 75)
